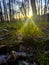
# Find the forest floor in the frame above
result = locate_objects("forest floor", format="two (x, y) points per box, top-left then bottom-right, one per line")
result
(0, 19), (49, 45)
(0, 19), (49, 65)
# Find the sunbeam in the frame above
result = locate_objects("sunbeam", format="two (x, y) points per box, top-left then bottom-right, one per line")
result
(16, 18), (45, 39)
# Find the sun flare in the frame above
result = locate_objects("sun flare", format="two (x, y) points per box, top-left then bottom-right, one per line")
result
(27, 12), (32, 18)
(27, 14), (32, 18)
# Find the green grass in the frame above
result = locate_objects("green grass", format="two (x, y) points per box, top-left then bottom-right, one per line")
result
(0, 19), (49, 65)
(0, 20), (23, 45)
(0, 19), (49, 45)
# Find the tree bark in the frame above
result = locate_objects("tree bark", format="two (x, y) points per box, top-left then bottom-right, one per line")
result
(0, 1), (3, 21)
(30, 0), (37, 15)
(2, 0), (8, 21)
(9, 0), (12, 21)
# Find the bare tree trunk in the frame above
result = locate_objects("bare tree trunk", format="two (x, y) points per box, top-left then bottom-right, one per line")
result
(0, 1), (3, 21)
(20, 0), (27, 18)
(44, 0), (47, 15)
(9, 0), (12, 21)
(30, 0), (37, 21)
(47, 0), (49, 22)
(12, 0), (15, 20)
(9, 0), (15, 21)
(2, 0), (8, 21)
(44, 0), (47, 22)
(38, 0), (40, 15)
(41, 0), (42, 15)
(28, 0), (29, 16)
(30, 0), (37, 15)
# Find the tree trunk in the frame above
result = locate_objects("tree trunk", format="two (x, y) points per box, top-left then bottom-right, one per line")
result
(2, 0), (8, 21)
(41, 0), (42, 15)
(44, 0), (47, 15)
(9, 0), (12, 21)
(0, 1), (3, 21)
(30, 0), (37, 15)
(30, 0), (37, 21)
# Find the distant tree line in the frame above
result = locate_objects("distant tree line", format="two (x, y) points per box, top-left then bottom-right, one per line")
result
(0, 0), (30, 21)
(1, 0), (16, 21)
(0, 0), (49, 21)
(31, 0), (49, 22)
